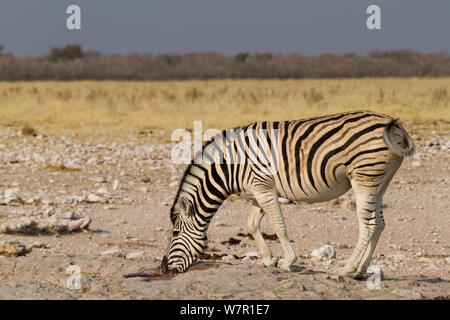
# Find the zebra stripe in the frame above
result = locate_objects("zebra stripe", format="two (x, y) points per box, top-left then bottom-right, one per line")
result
(161, 110), (415, 278)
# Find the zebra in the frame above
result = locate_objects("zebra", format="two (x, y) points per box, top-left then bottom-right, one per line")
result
(160, 110), (415, 279)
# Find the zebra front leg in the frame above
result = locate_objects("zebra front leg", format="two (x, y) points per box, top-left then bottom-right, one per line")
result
(254, 191), (296, 271)
(248, 201), (277, 267)
(342, 187), (385, 279)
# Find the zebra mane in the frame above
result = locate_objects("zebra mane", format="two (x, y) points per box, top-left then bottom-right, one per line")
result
(170, 124), (253, 224)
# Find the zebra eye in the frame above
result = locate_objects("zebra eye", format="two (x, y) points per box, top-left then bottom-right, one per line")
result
(172, 229), (180, 237)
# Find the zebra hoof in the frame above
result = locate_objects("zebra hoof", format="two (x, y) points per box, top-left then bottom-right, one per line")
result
(277, 258), (293, 271)
(262, 257), (277, 267)
(340, 268), (364, 280)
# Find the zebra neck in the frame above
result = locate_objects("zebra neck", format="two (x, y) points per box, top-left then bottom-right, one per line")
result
(178, 163), (228, 221)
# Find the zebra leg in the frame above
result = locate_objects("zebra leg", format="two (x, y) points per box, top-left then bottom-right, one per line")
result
(254, 191), (296, 271)
(248, 201), (277, 267)
(342, 182), (386, 279)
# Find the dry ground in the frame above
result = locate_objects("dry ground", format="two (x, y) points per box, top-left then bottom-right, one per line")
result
(0, 118), (448, 300)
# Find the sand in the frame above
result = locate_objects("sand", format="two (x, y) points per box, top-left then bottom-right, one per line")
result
(0, 123), (448, 300)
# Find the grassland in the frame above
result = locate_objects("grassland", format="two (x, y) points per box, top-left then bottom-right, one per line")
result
(0, 78), (448, 141)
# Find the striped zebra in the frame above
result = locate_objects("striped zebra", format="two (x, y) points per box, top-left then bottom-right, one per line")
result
(161, 110), (415, 279)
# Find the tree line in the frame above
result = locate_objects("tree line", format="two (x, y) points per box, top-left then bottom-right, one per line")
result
(1, 44), (449, 80)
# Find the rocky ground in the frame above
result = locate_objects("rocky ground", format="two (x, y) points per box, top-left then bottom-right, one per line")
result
(0, 122), (448, 300)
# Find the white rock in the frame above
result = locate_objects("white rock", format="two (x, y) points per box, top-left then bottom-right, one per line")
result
(86, 193), (108, 203)
(3, 188), (22, 204)
(311, 244), (336, 260)
(244, 251), (261, 259)
(32, 152), (45, 164)
(96, 188), (110, 196)
(101, 247), (122, 256)
(221, 255), (237, 262)
(112, 179), (120, 191)
(50, 155), (64, 167)
(91, 177), (107, 183)
(125, 251), (148, 260)
(418, 257), (432, 263)
(64, 195), (85, 205)
(411, 161), (422, 167)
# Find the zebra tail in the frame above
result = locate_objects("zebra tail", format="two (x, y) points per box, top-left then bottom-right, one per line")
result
(383, 119), (416, 157)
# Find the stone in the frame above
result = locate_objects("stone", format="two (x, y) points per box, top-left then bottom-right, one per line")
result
(330, 274), (345, 282)
(96, 188), (110, 195)
(0, 211), (91, 235)
(2, 188), (22, 204)
(86, 193), (108, 203)
(311, 244), (336, 260)
(221, 255), (237, 263)
(125, 251), (148, 260)
(244, 251), (261, 259)
(112, 179), (120, 191)
(32, 241), (49, 249)
(411, 161), (422, 167)
(101, 247), (122, 256)
(281, 280), (296, 289)
(0, 241), (30, 257)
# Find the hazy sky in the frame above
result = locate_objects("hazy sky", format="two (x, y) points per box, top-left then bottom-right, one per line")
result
(1, 0), (449, 57)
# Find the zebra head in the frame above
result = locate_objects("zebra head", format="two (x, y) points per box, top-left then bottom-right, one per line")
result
(161, 195), (208, 274)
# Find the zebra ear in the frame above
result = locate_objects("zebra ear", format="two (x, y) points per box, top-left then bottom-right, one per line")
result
(179, 196), (193, 218)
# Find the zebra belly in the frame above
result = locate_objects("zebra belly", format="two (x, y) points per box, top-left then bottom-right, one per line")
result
(286, 178), (352, 203)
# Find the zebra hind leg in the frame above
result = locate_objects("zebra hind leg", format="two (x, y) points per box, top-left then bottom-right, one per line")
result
(342, 180), (387, 279)
(248, 201), (277, 267)
(253, 191), (296, 271)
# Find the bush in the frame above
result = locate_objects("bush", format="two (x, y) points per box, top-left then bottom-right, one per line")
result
(48, 44), (84, 62)
(234, 52), (250, 64)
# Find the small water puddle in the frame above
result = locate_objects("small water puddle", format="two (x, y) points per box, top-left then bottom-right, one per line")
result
(123, 260), (230, 281)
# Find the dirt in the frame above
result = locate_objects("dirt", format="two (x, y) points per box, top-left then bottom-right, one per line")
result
(0, 123), (448, 300)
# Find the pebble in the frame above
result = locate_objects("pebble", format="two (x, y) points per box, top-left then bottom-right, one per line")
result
(125, 251), (148, 260)
(329, 274), (345, 282)
(112, 179), (120, 191)
(96, 188), (110, 195)
(411, 161), (422, 167)
(101, 247), (122, 256)
(86, 193), (109, 203)
(2, 188), (22, 204)
(244, 251), (261, 259)
(0, 241), (30, 257)
(0, 211), (91, 235)
(32, 241), (49, 249)
(311, 245), (336, 260)
(281, 280), (296, 289)
(221, 255), (237, 262)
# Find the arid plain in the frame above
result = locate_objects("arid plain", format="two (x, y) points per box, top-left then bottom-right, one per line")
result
(0, 79), (448, 299)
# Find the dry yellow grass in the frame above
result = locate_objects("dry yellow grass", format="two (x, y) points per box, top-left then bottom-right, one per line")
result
(0, 78), (448, 141)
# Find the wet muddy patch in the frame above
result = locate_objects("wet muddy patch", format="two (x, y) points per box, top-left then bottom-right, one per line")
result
(123, 260), (230, 282)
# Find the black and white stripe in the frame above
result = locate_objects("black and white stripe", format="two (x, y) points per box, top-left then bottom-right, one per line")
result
(161, 110), (415, 278)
